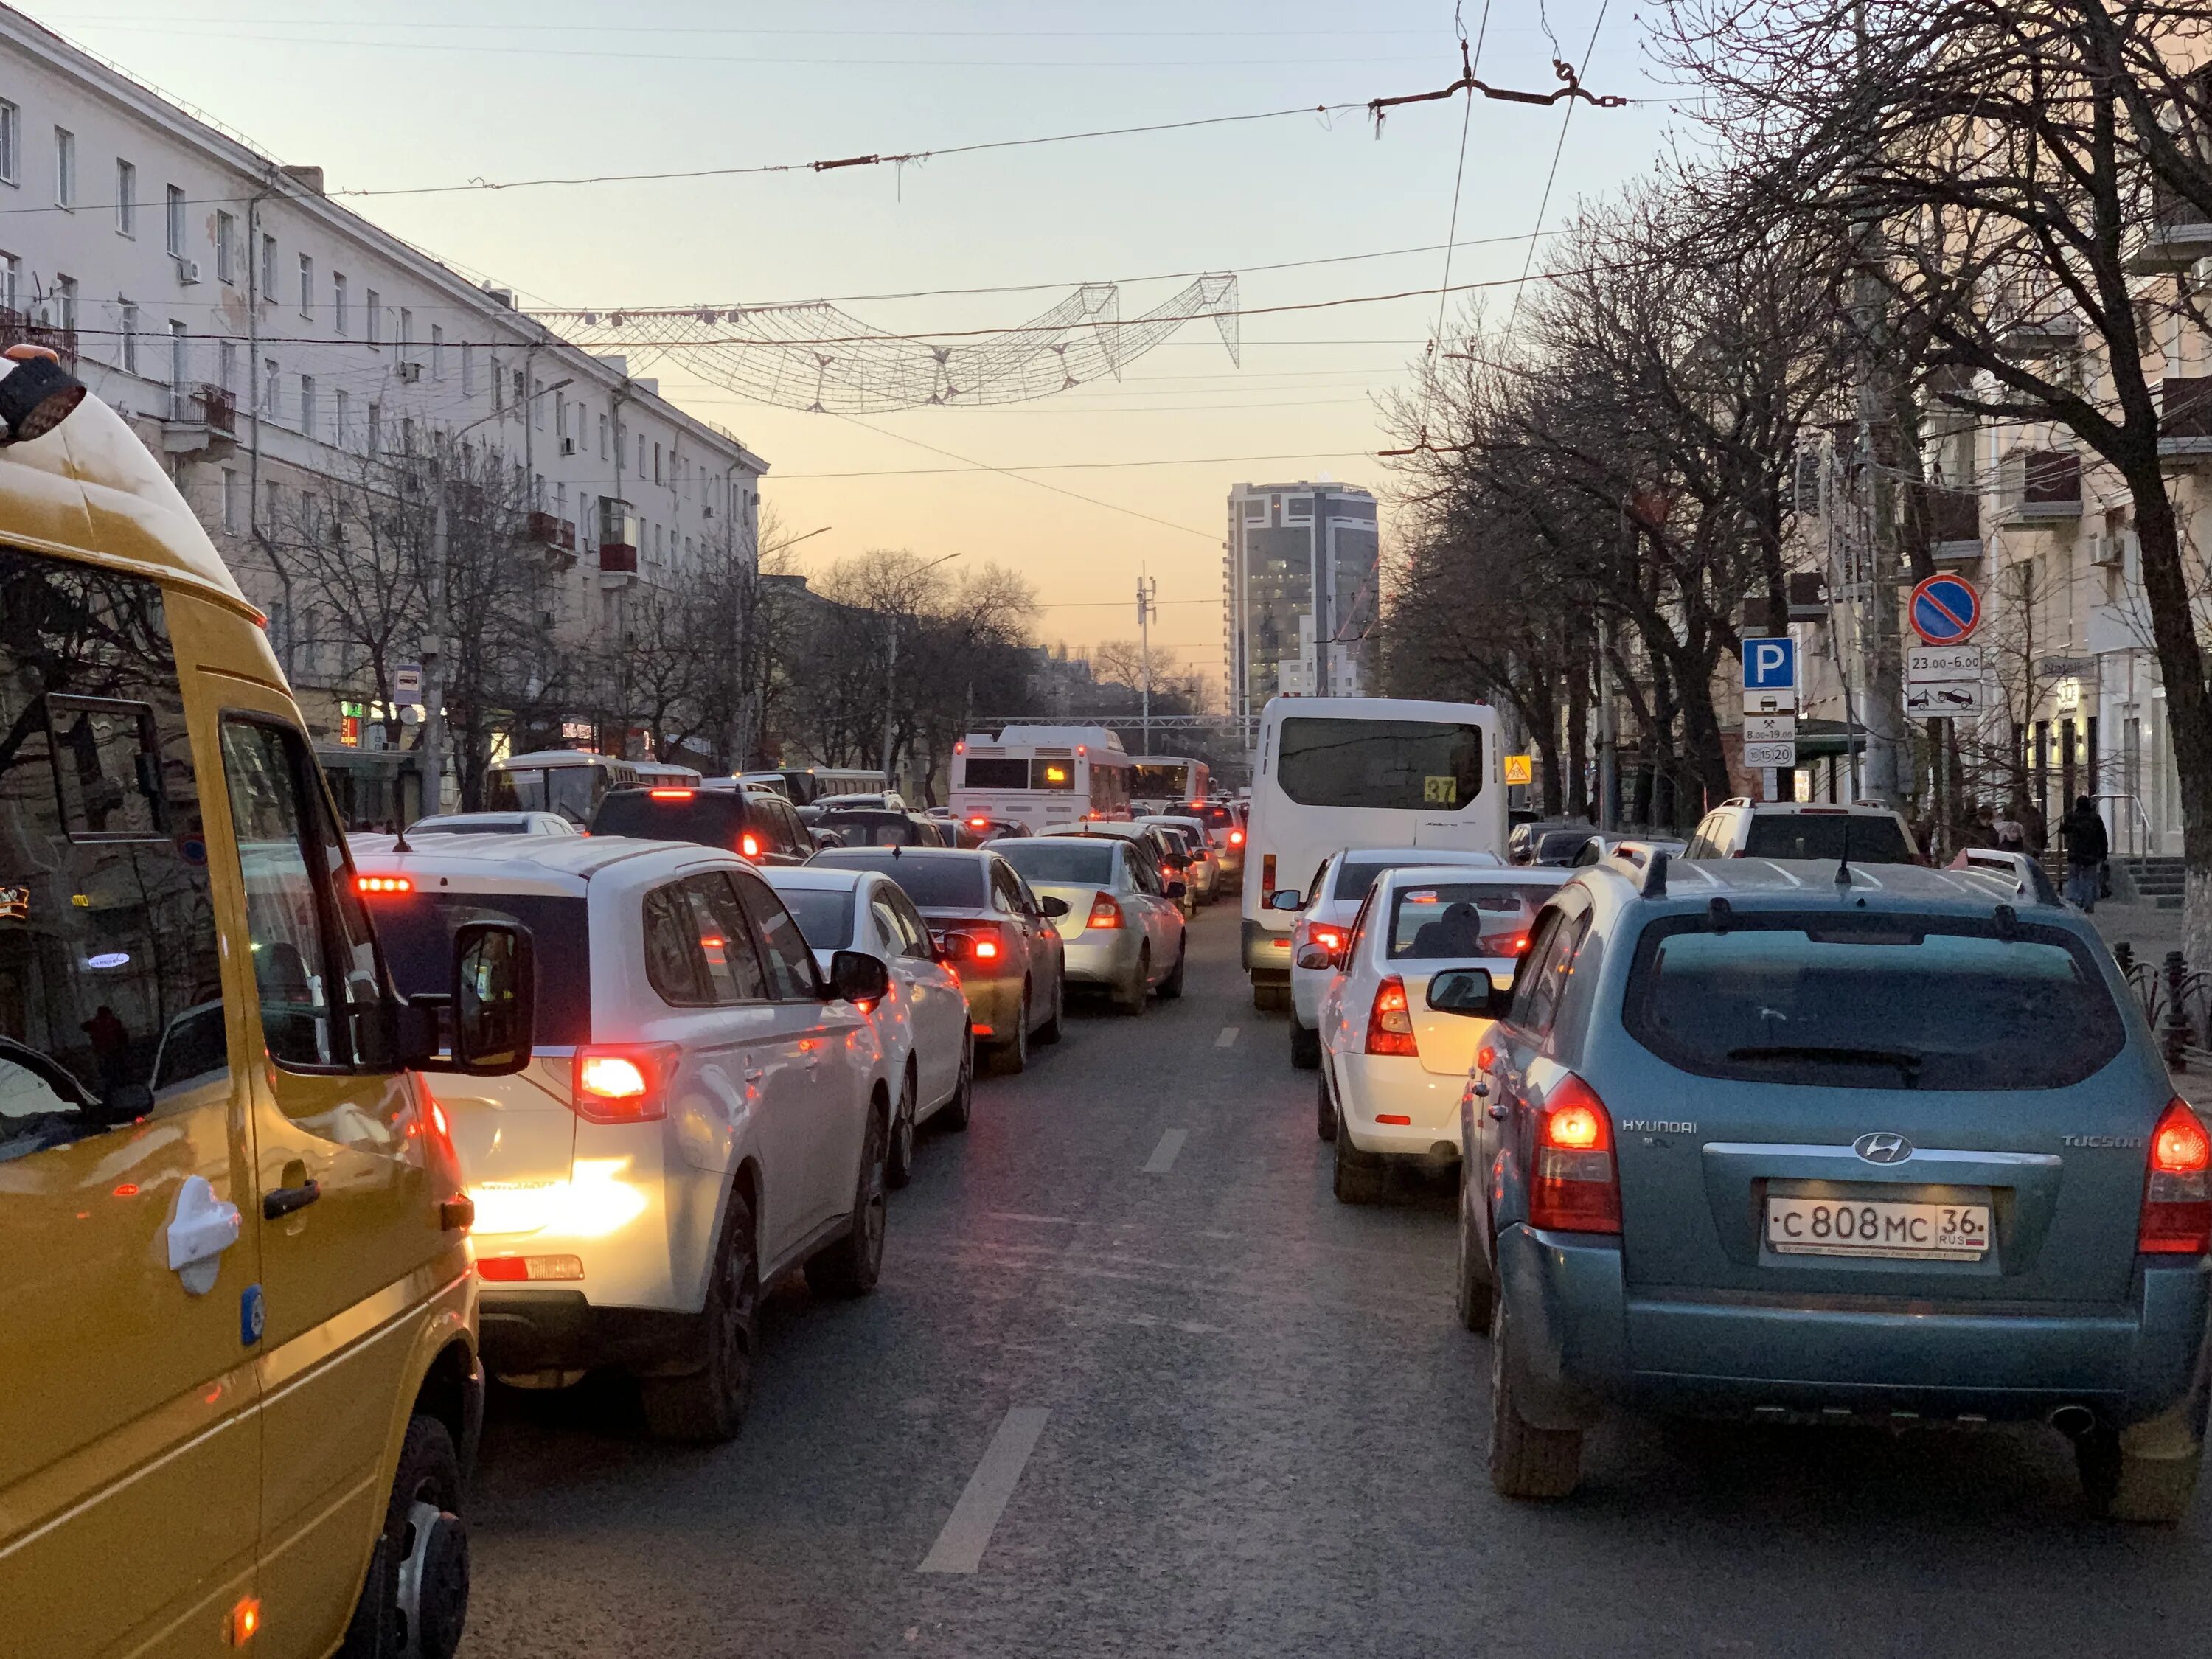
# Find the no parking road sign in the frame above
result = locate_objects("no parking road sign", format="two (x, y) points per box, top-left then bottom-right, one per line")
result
(1909, 574), (1981, 646)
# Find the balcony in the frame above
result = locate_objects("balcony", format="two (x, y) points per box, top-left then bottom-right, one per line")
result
(2160, 375), (2212, 469)
(526, 509), (577, 552)
(1998, 312), (2081, 358)
(599, 540), (638, 576)
(160, 384), (237, 457)
(1914, 483), (1983, 563)
(1997, 448), (2082, 524)
(0, 306), (77, 364)
(2129, 180), (2212, 274)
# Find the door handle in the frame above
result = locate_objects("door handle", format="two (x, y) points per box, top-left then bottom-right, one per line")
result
(262, 1179), (321, 1221)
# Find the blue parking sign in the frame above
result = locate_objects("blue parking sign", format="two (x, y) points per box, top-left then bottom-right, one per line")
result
(1742, 636), (1797, 691)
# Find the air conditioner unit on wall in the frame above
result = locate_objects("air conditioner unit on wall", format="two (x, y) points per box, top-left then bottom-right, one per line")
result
(560, 436), (577, 456)
(397, 361), (420, 383)
(2088, 532), (2122, 568)
(174, 257), (201, 285)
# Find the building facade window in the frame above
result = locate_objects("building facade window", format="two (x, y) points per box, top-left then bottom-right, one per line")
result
(165, 184), (184, 257)
(653, 442), (663, 485)
(461, 341), (473, 394)
(490, 353), (503, 411)
(262, 358), (279, 417)
(53, 128), (74, 207)
(334, 386), (349, 444)
(297, 253), (313, 316)
(260, 232), (276, 298)
(365, 288), (380, 344)
(399, 306), (411, 355)
(218, 338), (237, 392)
(431, 324), (444, 379)
(221, 467), (237, 532)
(119, 302), (138, 374)
(299, 374), (316, 436)
(114, 159), (135, 235)
(0, 100), (17, 186)
(333, 271), (347, 333)
(367, 400), (380, 451)
(215, 210), (235, 282)
(52, 274), (76, 333)
(0, 253), (18, 315)
(532, 378), (544, 427)
(599, 412), (608, 459)
(169, 319), (186, 389)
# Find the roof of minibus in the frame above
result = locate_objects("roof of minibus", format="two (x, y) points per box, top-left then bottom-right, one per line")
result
(7, 392), (254, 614)
(1258, 695), (1497, 724)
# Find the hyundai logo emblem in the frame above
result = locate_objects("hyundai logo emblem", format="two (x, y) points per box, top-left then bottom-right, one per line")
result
(1854, 1132), (1913, 1164)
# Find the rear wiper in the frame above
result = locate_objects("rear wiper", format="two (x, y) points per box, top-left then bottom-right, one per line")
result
(1725, 1043), (1922, 1084)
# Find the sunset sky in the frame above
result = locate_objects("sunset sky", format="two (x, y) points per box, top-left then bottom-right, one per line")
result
(26, 0), (1674, 693)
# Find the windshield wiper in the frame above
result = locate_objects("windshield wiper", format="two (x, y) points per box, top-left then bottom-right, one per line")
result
(1725, 1043), (1922, 1085)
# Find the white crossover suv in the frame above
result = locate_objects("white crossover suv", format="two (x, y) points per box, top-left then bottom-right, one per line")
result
(352, 835), (896, 1441)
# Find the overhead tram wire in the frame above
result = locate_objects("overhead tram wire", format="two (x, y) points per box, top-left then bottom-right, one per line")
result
(1506, 0), (1612, 333)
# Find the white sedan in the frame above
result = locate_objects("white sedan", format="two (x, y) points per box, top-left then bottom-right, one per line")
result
(352, 835), (896, 1441)
(765, 866), (975, 1186)
(1286, 846), (1503, 1071)
(1312, 864), (1568, 1203)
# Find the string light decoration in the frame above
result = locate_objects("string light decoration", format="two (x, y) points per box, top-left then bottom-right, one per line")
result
(539, 276), (1240, 413)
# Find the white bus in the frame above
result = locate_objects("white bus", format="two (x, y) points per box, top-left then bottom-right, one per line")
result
(1128, 755), (1213, 813)
(484, 748), (647, 825)
(950, 725), (1132, 832)
(1240, 695), (1504, 1009)
(737, 766), (888, 806)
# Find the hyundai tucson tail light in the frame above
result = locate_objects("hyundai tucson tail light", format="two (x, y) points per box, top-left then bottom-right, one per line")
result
(2140, 1096), (2212, 1255)
(1530, 1073), (1621, 1234)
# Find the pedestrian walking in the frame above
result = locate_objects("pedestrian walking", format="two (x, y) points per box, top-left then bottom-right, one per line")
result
(1993, 805), (2027, 852)
(2059, 794), (2108, 911)
(1961, 804), (1999, 850)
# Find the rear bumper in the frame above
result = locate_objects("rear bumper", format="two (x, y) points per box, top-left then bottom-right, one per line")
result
(1243, 918), (1292, 979)
(479, 1290), (700, 1378)
(1333, 1051), (1463, 1159)
(1060, 926), (1143, 988)
(1497, 1225), (2212, 1428)
(956, 970), (1025, 1040)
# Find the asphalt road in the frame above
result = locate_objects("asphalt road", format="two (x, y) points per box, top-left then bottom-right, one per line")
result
(465, 907), (2212, 1658)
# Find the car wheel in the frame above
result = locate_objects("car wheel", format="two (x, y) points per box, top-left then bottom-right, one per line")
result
(1315, 1068), (1335, 1142)
(1488, 1293), (1582, 1499)
(640, 1189), (759, 1443)
(1456, 1174), (1496, 1334)
(1036, 972), (1065, 1044)
(337, 1415), (468, 1659)
(992, 990), (1032, 1074)
(886, 1065), (919, 1189)
(1290, 1019), (1320, 1070)
(1332, 1105), (1384, 1204)
(1114, 948), (1150, 1017)
(940, 1030), (975, 1131)
(807, 1099), (888, 1298)
(2078, 1426), (2204, 1524)
(1159, 938), (1186, 1001)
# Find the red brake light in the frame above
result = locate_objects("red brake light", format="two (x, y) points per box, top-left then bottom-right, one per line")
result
(649, 788), (695, 799)
(1296, 920), (1346, 959)
(1475, 1042), (1498, 1072)
(1530, 1073), (1621, 1234)
(970, 817), (990, 827)
(1230, 830), (1245, 846)
(355, 874), (413, 894)
(1088, 891), (1124, 930)
(1364, 975), (1418, 1057)
(740, 831), (762, 859)
(572, 1043), (680, 1124)
(2141, 1097), (2212, 1255)
(972, 938), (1001, 960)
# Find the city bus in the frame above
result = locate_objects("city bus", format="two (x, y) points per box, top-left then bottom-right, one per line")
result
(950, 725), (1132, 832)
(1240, 695), (1504, 1009)
(1128, 754), (1213, 813)
(737, 766), (888, 806)
(484, 748), (646, 824)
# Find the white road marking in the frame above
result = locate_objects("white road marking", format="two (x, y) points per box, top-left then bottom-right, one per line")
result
(982, 1211), (1074, 1225)
(1143, 1128), (1188, 1173)
(918, 1407), (1051, 1573)
(1215, 1026), (1239, 1048)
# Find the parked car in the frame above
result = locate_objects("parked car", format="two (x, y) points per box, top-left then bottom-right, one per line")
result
(1041, 821), (1195, 917)
(1312, 865), (1568, 1197)
(1455, 855), (2208, 1518)
(956, 813), (1033, 846)
(1949, 845), (2067, 907)
(1508, 819), (1596, 866)
(810, 847), (1069, 1074)
(354, 835), (894, 1442)
(1281, 846), (1506, 1070)
(1570, 834), (1687, 869)
(765, 866), (975, 1184)
(815, 807), (952, 849)
(406, 810), (582, 838)
(0, 378), (534, 1655)
(1138, 815), (1222, 902)
(590, 782), (814, 865)
(1177, 799), (1249, 891)
(1683, 798), (1920, 863)
(994, 833), (1187, 1012)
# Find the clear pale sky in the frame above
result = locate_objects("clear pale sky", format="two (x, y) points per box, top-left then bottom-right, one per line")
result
(24, 0), (1672, 692)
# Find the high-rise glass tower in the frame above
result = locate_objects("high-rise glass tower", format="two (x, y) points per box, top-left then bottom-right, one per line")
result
(1222, 480), (1380, 737)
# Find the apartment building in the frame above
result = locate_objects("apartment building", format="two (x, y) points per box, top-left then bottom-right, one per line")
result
(0, 7), (766, 809)
(1222, 480), (1380, 737)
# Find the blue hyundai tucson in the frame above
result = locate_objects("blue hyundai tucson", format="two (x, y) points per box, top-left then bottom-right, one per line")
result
(1441, 855), (2210, 1520)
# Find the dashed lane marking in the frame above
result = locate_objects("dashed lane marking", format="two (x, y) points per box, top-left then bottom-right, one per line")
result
(1143, 1128), (1188, 1173)
(917, 1407), (1051, 1574)
(1215, 1026), (1239, 1048)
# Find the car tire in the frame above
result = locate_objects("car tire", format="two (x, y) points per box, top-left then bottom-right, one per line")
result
(1114, 949), (1150, 1017)
(991, 991), (1032, 1074)
(1036, 973), (1065, 1044)
(337, 1414), (469, 1659)
(1315, 1070), (1335, 1142)
(640, 1189), (759, 1444)
(940, 1031), (975, 1131)
(1158, 939), (1186, 1001)
(1488, 1294), (1582, 1500)
(1332, 1105), (1385, 1205)
(886, 1065), (919, 1190)
(1456, 1175), (1496, 1335)
(807, 1100), (888, 1299)
(2078, 1427), (2204, 1524)
(1290, 1019), (1320, 1070)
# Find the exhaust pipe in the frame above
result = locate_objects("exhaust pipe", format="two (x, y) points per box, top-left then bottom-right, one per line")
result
(2047, 1404), (2096, 1439)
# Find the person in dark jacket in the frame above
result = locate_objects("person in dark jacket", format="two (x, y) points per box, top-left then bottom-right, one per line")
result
(2059, 795), (2108, 911)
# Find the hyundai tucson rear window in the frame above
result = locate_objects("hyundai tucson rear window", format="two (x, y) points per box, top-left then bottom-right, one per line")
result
(1623, 912), (2124, 1090)
(1743, 813), (1916, 863)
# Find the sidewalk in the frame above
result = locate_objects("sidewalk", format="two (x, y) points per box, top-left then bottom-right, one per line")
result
(2085, 900), (2183, 964)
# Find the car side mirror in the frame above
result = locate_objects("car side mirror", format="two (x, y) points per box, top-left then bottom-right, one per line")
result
(1294, 945), (1338, 971)
(1039, 895), (1070, 918)
(1267, 889), (1303, 911)
(1426, 967), (1504, 1019)
(830, 949), (891, 1005)
(812, 828), (844, 850)
(451, 922), (535, 1074)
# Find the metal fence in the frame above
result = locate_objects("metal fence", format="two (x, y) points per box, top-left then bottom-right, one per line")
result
(2114, 942), (2212, 1069)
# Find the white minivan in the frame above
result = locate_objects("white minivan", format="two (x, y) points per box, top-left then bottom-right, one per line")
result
(1241, 696), (1506, 1012)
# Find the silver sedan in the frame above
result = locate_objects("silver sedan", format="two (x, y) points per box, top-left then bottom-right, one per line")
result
(992, 834), (1186, 1013)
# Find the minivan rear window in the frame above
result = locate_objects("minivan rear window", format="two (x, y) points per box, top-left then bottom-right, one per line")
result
(1743, 813), (1915, 863)
(371, 892), (593, 1046)
(1276, 717), (1483, 811)
(1623, 913), (2124, 1091)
